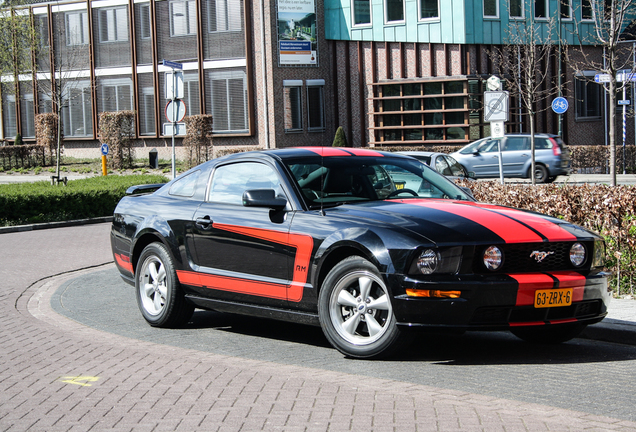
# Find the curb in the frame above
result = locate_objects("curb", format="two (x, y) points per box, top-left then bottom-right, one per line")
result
(0, 216), (112, 234)
(580, 319), (636, 346)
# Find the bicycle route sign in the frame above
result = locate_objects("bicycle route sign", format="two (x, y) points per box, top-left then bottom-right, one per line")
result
(551, 97), (569, 114)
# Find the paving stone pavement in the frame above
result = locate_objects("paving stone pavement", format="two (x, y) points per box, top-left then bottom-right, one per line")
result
(2, 223), (636, 431)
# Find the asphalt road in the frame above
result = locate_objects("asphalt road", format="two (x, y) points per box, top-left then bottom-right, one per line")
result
(54, 264), (636, 422)
(3, 222), (636, 431)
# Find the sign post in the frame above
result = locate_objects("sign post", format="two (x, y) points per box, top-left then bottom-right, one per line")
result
(163, 60), (183, 179)
(484, 85), (509, 185)
(100, 143), (109, 176)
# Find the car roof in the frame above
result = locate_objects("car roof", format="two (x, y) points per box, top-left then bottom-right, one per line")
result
(395, 151), (441, 157)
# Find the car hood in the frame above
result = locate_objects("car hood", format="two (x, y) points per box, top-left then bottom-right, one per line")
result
(327, 199), (595, 246)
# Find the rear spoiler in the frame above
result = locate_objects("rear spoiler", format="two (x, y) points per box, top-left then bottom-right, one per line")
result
(125, 183), (166, 195)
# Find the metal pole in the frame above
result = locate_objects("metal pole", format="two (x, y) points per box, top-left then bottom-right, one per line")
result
(623, 83), (627, 175)
(172, 69), (176, 180)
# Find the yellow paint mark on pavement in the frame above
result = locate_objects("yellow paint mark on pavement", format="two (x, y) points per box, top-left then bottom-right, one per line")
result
(60, 376), (99, 387)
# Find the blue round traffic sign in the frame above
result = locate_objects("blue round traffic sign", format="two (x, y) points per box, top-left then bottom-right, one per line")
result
(552, 97), (569, 114)
(100, 143), (109, 156)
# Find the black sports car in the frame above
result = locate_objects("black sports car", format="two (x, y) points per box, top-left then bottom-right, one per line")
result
(111, 147), (610, 358)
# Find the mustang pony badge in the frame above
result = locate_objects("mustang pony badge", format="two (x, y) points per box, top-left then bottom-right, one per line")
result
(530, 250), (554, 263)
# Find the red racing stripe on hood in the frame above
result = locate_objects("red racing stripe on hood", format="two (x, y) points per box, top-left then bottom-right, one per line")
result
(409, 200), (576, 243)
(409, 200), (543, 243)
(475, 203), (577, 242)
(300, 147), (385, 157)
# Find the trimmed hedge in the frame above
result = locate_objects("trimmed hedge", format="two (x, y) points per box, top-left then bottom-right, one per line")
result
(0, 175), (168, 226)
(457, 180), (636, 294)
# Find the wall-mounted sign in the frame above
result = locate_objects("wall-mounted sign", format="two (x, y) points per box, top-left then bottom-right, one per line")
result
(278, 0), (317, 66)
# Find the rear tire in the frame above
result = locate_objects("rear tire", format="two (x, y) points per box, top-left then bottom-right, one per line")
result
(532, 164), (549, 183)
(318, 256), (403, 359)
(136, 243), (194, 328)
(511, 323), (587, 344)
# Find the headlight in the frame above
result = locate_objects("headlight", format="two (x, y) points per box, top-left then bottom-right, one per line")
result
(417, 249), (439, 275)
(483, 246), (503, 271)
(412, 246), (462, 275)
(592, 240), (605, 268)
(570, 242), (586, 267)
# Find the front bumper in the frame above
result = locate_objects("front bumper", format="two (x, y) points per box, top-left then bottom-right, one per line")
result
(388, 271), (610, 330)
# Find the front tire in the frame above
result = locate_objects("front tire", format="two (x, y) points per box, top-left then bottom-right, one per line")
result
(136, 242), (194, 327)
(511, 322), (587, 344)
(318, 256), (402, 359)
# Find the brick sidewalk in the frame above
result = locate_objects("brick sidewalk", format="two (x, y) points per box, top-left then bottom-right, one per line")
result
(1, 224), (636, 431)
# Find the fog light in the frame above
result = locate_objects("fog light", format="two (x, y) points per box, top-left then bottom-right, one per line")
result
(484, 246), (503, 271)
(570, 242), (586, 267)
(417, 249), (439, 275)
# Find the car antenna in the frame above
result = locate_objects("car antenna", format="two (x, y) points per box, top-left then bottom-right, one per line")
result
(320, 147), (326, 216)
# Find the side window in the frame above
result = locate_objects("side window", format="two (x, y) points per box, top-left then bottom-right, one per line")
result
(445, 156), (465, 176)
(169, 170), (200, 197)
(435, 157), (452, 176)
(479, 139), (499, 153)
(208, 162), (284, 205)
(505, 137), (528, 151)
(535, 138), (550, 150)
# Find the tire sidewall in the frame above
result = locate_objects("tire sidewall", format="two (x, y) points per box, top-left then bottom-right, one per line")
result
(318, 256), (401, 359)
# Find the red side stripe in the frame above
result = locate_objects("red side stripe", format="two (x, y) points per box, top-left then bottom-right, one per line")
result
(177, 271), (288, 300)
(115, 253), (133, 274)
(182, 223), (314, 302)
(410, 200), (543, 243)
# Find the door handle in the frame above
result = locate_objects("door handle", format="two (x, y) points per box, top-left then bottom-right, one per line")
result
(196, 216), (213, 230)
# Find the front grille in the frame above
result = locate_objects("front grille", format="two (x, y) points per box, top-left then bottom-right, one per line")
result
(470, 300), (602, 325)
(473, 242), (592, 274)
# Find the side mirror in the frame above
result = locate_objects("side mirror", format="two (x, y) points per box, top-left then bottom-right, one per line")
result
(467, 171), (476, 178)
(243, 189), (287, 210)
(472, 150), (480, 156)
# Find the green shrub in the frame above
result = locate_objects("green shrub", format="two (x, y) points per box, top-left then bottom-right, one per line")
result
(457, 180), (636, 295)
(0, 174), (168, 226)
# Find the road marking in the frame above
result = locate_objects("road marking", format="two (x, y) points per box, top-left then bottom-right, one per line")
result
(59, 376), (99, 387)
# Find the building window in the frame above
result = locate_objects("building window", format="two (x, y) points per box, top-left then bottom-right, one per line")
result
(352, 0), (371, 25)
(484, 0), (498, 17)
(170, 0), (197, 36)
(386, 0), (404, 22)
(139, 4), (151, 38)
(140, 87), (155, 135)
(20, 88), (35, 138)
(66, 10), (89, 46)
(98, 7), (128, 42)
(284, 80), (302, 132)
(420, 0), (439, 19)
(534, 0), (547, 18)
(581, 0), (593, 20)
(509, 0), (523, 18)
(209, 70), (248, 133)
(61, 81), (93, 137)
(575, 76), (602, 120)
(307, 80), (324, 131)
(372, 80), (469, 144)
(560, 0), (571, 18)
(2, 87), (16, 140)
(207, 0), (242, 32)
(100, 78), (133, 112)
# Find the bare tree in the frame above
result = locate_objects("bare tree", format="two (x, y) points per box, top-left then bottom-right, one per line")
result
(0, 4), (91, 183)
(569, 0), (636, 186)
(490, 15), (561, 185)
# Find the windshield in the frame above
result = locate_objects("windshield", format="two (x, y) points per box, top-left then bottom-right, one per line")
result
(283, 156), (473, 209)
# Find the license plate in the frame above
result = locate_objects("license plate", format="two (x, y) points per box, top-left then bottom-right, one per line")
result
(395, 182), (405, 190)
(534, 288), (572, 308)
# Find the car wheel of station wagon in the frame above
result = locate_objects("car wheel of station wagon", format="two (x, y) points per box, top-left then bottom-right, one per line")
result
(533, 164), (549, 183)
(136, 243), (194, 328)
(511, 322), (587, 344)
(318, 256), (402, 359)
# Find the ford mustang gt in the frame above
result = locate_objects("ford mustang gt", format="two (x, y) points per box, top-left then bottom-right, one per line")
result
(111, 147), (610, 358)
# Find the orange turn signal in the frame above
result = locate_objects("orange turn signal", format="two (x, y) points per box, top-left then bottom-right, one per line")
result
(406, 289), (461, 299)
